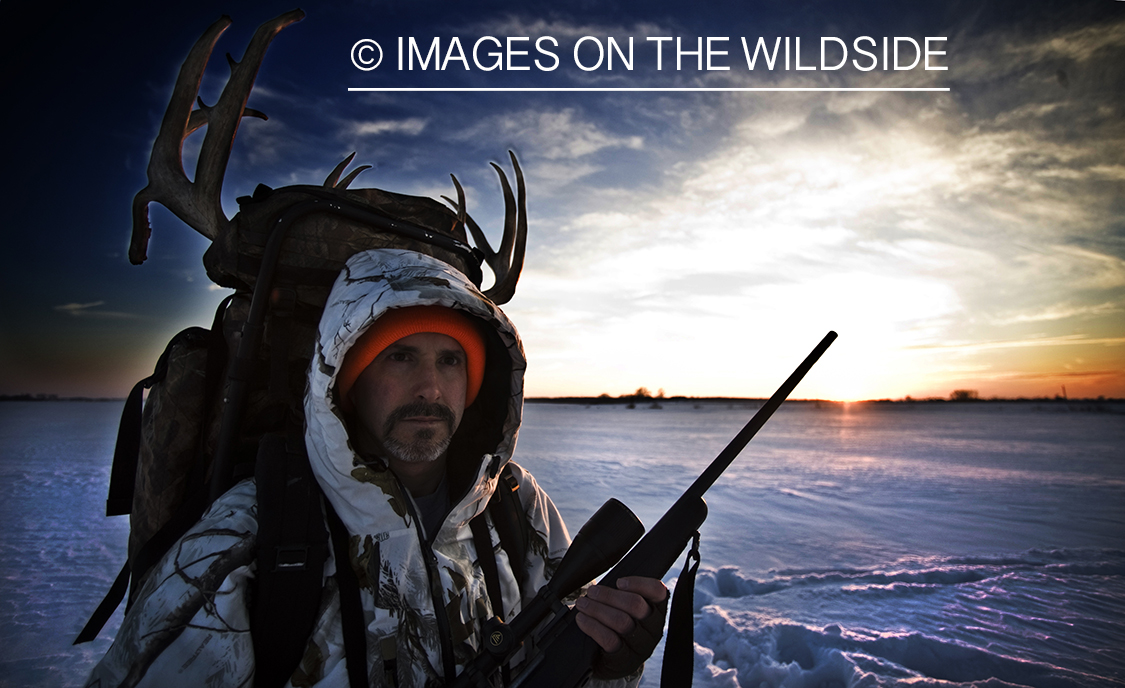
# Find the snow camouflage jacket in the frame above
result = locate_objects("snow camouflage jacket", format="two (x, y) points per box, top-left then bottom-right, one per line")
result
(86, 249), (641, 688)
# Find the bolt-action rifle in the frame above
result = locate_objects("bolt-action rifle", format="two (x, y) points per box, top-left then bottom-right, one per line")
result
(453, 331), (838, 688)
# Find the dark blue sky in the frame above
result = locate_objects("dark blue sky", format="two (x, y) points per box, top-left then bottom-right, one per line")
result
(2, 0), (1122, 400)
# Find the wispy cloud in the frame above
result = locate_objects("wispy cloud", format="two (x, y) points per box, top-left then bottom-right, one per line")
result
(455, 108), (643, 161)
(977, 19), (1125, 73)
(470, 16), (673, 46)
(995, 302), (1121, 325)
(350, 118), (429, 136)
(54, 302), (138, 319)
(908, 335), (1125, 351)
(989, 369), (1123, 382)
(54, 301), (104, 314)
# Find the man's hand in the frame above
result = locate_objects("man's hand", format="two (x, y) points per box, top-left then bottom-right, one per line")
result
(574, 576), (669, 679)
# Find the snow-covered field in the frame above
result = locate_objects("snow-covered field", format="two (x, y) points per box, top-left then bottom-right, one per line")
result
(1, 399), (1122, 686)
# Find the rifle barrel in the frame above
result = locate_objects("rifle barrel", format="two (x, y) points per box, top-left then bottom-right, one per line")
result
(487, 331), (839, 688)
(684, 330), (837, 502)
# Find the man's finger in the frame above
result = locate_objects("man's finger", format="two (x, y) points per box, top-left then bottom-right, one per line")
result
(584, 584), (651, 621)
(575, 608), (623, 653)
(617, 576), (668, 604)
(576, 594), (636, 634)
(575, 578), (669, 653)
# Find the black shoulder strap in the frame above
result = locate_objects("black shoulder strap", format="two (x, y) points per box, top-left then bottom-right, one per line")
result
(104, 376), (154, 517)
(470, 515), (504, 619)
(489, 463), (529, 591)
(325, 498), (370, 688)
(103, 326), (212, 517)
(661, 531), (701, 688)
(470, 463), (530, 617)
(252, 431), (330, 688)
(469, 462), (528, 687)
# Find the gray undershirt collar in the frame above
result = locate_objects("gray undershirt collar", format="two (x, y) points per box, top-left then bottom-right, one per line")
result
(410, 473), (450, 541)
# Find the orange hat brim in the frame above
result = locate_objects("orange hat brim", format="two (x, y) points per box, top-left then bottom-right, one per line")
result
(336, 306), (486, 413)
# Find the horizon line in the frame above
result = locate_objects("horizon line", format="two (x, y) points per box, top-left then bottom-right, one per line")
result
(348, 87), (950, 92)
(4, 393), (1120, 404)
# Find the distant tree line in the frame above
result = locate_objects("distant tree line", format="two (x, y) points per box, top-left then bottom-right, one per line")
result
(0, 394), (121, 402)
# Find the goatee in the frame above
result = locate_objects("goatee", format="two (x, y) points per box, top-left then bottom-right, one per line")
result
(382, 401), (456, 464)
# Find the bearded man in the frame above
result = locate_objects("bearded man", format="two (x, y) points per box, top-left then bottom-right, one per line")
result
(87, 248), (667, 687)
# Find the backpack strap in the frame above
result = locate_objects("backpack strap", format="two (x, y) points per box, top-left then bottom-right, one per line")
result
(472, 462), (530, 609)
(325, 498), (370, 688)
(104, 376), (154, 517)
(489, 463), (529, 591)
(252, 431), (330, 688)
(470, 515), (505, 620)
(72, 562), (131, 644)
(102, 325), (212, 517)
(468, 462), (528, 686)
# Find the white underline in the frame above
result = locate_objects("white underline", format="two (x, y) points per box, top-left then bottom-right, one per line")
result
(348, 87), (950, 92)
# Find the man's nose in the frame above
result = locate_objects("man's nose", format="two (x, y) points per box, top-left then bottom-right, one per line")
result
(412, 362), (443, 401)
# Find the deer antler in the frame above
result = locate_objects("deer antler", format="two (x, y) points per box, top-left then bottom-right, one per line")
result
(129, 10), (305, 265)
(324, 152), (371, 190)
(443, 151), (528, 305)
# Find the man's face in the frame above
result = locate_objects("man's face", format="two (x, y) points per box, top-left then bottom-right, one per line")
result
(349, 332), (468, 464)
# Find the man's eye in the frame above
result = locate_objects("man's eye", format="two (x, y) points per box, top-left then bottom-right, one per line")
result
(440, 355), (463, 366)
(387, 351), (411, 362)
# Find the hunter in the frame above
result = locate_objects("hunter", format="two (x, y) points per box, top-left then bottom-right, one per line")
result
(86, 248), (668, 687)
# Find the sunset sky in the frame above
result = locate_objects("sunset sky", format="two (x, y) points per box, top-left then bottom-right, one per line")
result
(1, 0), (1122, 401)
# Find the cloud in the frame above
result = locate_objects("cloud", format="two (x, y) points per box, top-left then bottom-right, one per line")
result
(530, 160), (605, 185)
(349, 118), (429, 136)
(907, 335), (1125, 352)
(989, 369), (1123, 382)
(454, 108), (643, 161)
(54, 302), (138, 319)
(471, 16), (673, 46)
(55, 301), (104, 314)
(505, 14), (1125, 399)
(995, 302), (1121, 325)
(1004, 19), (1125, 65)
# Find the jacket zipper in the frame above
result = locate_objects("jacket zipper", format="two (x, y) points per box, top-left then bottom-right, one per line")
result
(395, 455), (500, 684)
(400, 478), (460, 683)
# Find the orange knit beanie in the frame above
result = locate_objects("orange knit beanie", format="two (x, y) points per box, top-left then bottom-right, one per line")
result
(336, 306), (486, 412)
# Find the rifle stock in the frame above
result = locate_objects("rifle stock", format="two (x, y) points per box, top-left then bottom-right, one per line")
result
(509, 497), (708, 687)
(460, 331), (837, 688)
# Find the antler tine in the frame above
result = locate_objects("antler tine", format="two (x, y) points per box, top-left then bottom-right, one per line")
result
(130, 16), (230, 264)
(337, 165), (372, 189)
(449, 174), (468, 228)
(128, 10), (304, 265)
(196, 9), (304, 222)
(441, 156), (528, 303)
(457, 208), (496, 264)
(323, 152), (370, 189)
(442, 189), (496, 271)
(489, 161), (516, 267)
(186, 105), (267, 138)
(484, 151), (528, 305)
(324, 153), (357, 188)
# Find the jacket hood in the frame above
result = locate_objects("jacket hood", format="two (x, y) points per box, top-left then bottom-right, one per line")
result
(305, 248), (526, 538)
